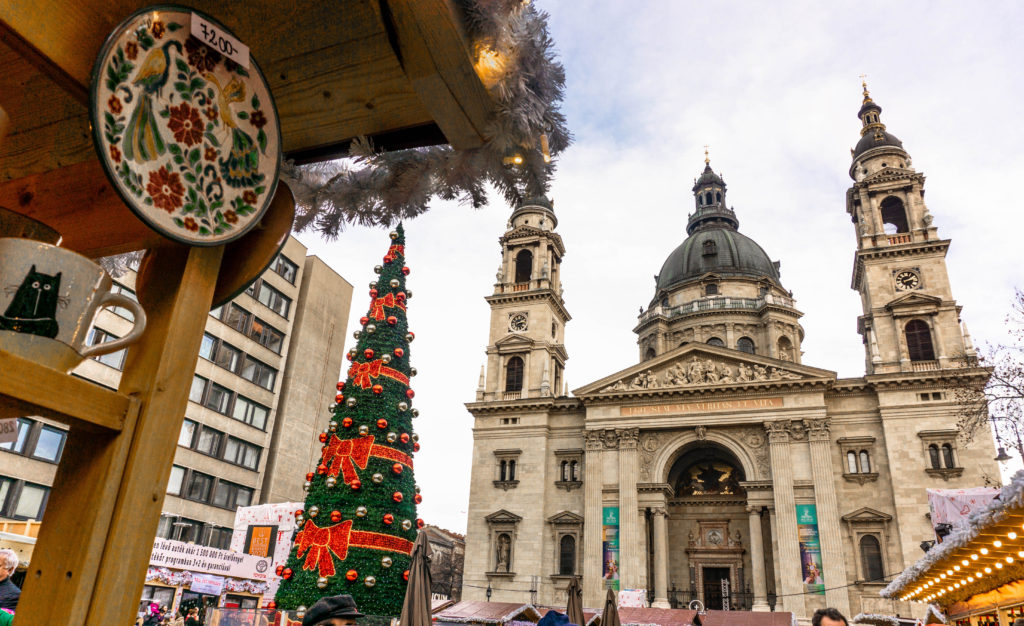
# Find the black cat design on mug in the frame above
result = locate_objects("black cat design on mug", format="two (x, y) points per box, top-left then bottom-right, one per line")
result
(0, 265), (69, 338)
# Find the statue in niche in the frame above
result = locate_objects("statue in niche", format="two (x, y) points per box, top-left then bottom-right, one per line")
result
(495, 534), (511, 572)
(541, 259), (549, 278)
(730, 529), (742, 546)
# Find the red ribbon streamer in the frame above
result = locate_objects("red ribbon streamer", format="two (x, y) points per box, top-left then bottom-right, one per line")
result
(348, 358), (409, 389)
(295, 519), (414, 577)
(388, 245), (405, 258)
(321, 434), (414, 485)
(369, 292), (406, 321)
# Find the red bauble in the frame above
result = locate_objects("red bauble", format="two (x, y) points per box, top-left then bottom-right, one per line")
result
(335, 393), (344, 403)
(414, 442), (421, 452)
(346, 352), (354, 361)
(386, 315), (397, 325)
(275, 565), (284, 576)
(372, 384), (383, 395)
(406, 389), (415, 399)
(394, 348), (405, 358)
(305, 472), (314, 482)
(403, 570), (410, 581)
(267, 601), (276, 610)
(393, 491), (403, 503)
(336, 381), (345, 391)
(383, 513), (394, 525)
(407, 331), (416, 341)
(360, 316), (369, 326)
(416, 518), (425, 529)
(401, 266), (410, 276)
(364, 348), (375, 359)
(318, 433), (328, 443)
(392, 463), (403, 475)
(384, 255), (394, 264)
(342, 417), (353, 428)
(346, 569), (358, 581)
(351, 480), (362, 490)
(282, 568), (293, 580)
(400, 433), (410, 444)
(330, 510), (342, 523)
(294, 509), (303, 518)
(370, 288), (378, 298)
(377, 418), (388, 429)
(317, 463), (328, 474)
(414, 494), (423, 504)
(396, 292), (407, 302)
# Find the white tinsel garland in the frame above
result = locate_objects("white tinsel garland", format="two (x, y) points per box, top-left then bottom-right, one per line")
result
(285, 0), (571, 237)
(852, 613), (900, 626)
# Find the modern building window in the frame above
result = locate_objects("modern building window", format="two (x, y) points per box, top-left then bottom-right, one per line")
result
(206, 526), (234, 550)
(171, 517), (203, 543)
(272, 254), (299, 284)
(213, 341), (242, 372)
(942, 443), (955, 468)
(185, 471), (214, 502)
(195, 427), (223, 457)
(179, 419), (198, 447)
(12, 482), (49, 520)
(205, 383), (233, 414)
(225, 437), (261, 470)
(0, 419), (31, 453)
(224, 304), (252, 334)
(232, 396), (270, 430)
(559, 535), (576, 575)
(109, 282), (139, 320)
(514, 249), (533, 283)
(86, 328), (126, 370)
(240, 356), (277, 390)
(928, 444), (941, 469)
(505, 357), (524, 392)
(167, 465), (186, 496)
(31, 426), (66, 462)
(199, 333), (217, 360)
(860, 535), (884, 582)
(256, 281), (291, 318)
(142, 585), (176, 610)
(156, 514), (175, 539)
(250, 318), (285, 354)
(706, 337), (725, 347)
(905, 320), (935, 361)
(212, 480), (254, 510)
(189, 375), (208, 403)
(737, 337), (755, 354)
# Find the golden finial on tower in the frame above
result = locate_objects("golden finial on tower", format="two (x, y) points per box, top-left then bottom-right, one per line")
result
(859, 74), (872, 102)
(704, 145), (710, 165)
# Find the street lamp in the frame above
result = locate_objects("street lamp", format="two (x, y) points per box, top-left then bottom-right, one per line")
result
(990, 415), (1024, 461)
(486, 583), (492, 602)
(995, 446), (1012, 462)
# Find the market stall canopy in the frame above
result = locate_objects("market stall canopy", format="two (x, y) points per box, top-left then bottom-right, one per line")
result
(0, 0), (500, 255)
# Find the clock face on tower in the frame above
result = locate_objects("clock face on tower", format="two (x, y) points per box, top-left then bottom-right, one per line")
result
(894, 270), (921, 291)
(509, 313), (528, 332)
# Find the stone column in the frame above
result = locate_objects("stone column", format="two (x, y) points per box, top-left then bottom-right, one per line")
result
(583, 431), (606, 607)
(805, 418), (852, 615)
(747, 505), (770, 612)
(618, 428), (641, 590)
(765, 421), (805, 616)
(652, 507), (670, 608)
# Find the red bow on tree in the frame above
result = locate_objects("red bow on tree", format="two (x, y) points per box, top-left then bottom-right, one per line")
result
(321, 435), (374, 485)
(348, 358), (409, 389)
(295, 519), (352, 577)
(369, 292), (406, 320)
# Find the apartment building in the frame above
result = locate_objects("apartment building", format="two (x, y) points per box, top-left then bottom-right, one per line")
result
(0, 235), (352, 556)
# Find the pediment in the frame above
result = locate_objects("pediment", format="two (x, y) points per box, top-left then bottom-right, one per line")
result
(547, 511), (584, 525)
(841, 507), (892, 523)
(885, 292), (942, 311)
(575, 343), (835, 396)
(494, 333), (535, 349)
(485, 509), (523, 523)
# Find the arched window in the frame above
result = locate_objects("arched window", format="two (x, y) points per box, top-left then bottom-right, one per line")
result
(505, 357), (524, 392)
(707, 337), (725, 347)
(928, 444), (940, 469)
(860, 450), (871, 473)
(560, 461), (569, 481)
(705, 283), (718, 295)
(500, 460), (508, 481)
(570, 461), (578, 481)
(905, 320), (935, 361)
(847, 451), (858, 474)
(508, 460), (516, 480)
(698, 195), (704, 206)
(514, 249), (533, 283)
(737, 337), (755, 354)
(715, 192), (722, 203)
(645, 348), (657, 361)
(705, 192), (713, 205)
(942, 444), (955, 469)
(559, 535), (576, 575)
(860, 535), (884, 582)
(880, 196), (909, 234)
(703, 240), (717, 257)
(777, 336), (794, 361)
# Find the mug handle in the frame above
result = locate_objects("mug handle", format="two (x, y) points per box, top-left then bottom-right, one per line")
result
(79, 292), (148, 358)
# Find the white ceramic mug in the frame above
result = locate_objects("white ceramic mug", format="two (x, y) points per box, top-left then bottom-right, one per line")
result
(0, 238), (147, 372)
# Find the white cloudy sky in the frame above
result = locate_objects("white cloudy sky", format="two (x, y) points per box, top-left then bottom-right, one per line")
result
(296, 1), (1024, 533)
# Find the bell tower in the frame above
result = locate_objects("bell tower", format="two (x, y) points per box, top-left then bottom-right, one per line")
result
(478, 197), (570, 400)
(846, 82), (975, 374)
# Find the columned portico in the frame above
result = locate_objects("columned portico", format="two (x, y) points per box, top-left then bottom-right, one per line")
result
(766, 421), (805, 616)
(617, 428), (641, 590)
(806, 418), (851, 615)
(746, 504), (770, 611)
(583, 430), (606, 607)
(651, 506), (670, 608)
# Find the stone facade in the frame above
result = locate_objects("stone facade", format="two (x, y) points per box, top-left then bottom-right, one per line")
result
(462, 91), (998, 620)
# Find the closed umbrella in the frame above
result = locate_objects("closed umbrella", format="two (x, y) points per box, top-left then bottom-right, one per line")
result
(399, 531), (434, 626)
(600, 589), (620, 626)
(566, 577), (584, 626)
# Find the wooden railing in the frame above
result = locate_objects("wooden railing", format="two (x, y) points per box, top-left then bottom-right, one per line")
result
(0, 519), (41, 538)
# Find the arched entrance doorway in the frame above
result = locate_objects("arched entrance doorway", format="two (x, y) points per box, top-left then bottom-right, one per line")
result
(664, 443), (751, 610)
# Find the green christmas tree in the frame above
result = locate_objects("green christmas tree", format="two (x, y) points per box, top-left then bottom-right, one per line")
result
(275, 225), (421, 617)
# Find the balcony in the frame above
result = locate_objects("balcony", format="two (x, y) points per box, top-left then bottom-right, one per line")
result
(502, 391), (522, 400)
(887, 234), (912, 245)
(911, 360), (940, 372)
(495, 278), (558, 295)
(637, 293), (796, 326)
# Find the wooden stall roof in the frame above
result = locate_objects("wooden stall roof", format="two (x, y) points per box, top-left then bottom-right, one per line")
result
(434, 602), (793, 626)
(0, 0), (497, 255)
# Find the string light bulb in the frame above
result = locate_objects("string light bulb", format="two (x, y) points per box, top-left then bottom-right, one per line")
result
(971, 554), (979, 560)
(995, 540), (1003, 548)
(1010, 532), (1018, 539)
(981, 548), (990, 555)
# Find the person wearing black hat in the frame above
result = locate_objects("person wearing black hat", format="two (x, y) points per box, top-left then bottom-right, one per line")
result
(302, 594), (364, 626)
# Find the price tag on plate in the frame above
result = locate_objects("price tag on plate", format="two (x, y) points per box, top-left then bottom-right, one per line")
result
(191, 13), (250, 69)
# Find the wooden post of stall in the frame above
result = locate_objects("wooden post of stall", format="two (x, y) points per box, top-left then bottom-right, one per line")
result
(0, 105), (8, 150)
(14, 244), (224, 624)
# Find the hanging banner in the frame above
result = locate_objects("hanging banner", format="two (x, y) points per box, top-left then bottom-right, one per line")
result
(796, 504), (824, 595)
(231, 502), (303, 604)
(602, 506), (620, 591)
(190, 573), (225, 595)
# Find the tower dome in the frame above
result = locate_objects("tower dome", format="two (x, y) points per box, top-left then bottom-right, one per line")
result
(851, 81), (905, 159)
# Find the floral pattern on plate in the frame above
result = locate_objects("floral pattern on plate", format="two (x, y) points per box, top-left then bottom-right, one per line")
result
(91, 7), (280, 245)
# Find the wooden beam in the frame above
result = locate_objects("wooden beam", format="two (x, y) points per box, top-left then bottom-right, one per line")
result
(382, 0), (494, 149)
(0, 349), (133, 431)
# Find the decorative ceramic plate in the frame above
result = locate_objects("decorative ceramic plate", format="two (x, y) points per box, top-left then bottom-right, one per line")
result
(90, 5), (281, 246)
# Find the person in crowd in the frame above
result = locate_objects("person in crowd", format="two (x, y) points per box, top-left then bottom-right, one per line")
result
(302, 594), (363, 626)
(812, 608), (849, 626)
(184, 607), (202, 626)
(0, 549), (20, 611)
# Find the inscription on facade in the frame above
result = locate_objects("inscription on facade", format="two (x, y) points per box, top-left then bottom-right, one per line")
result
(620, 397), (783, 417)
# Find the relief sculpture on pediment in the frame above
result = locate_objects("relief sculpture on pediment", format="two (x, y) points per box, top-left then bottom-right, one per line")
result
(600, 355), (800, 392)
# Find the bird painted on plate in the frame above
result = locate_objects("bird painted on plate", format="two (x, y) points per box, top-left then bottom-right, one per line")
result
(122, 40), (183, 164)
(204, 72), (264, 188)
